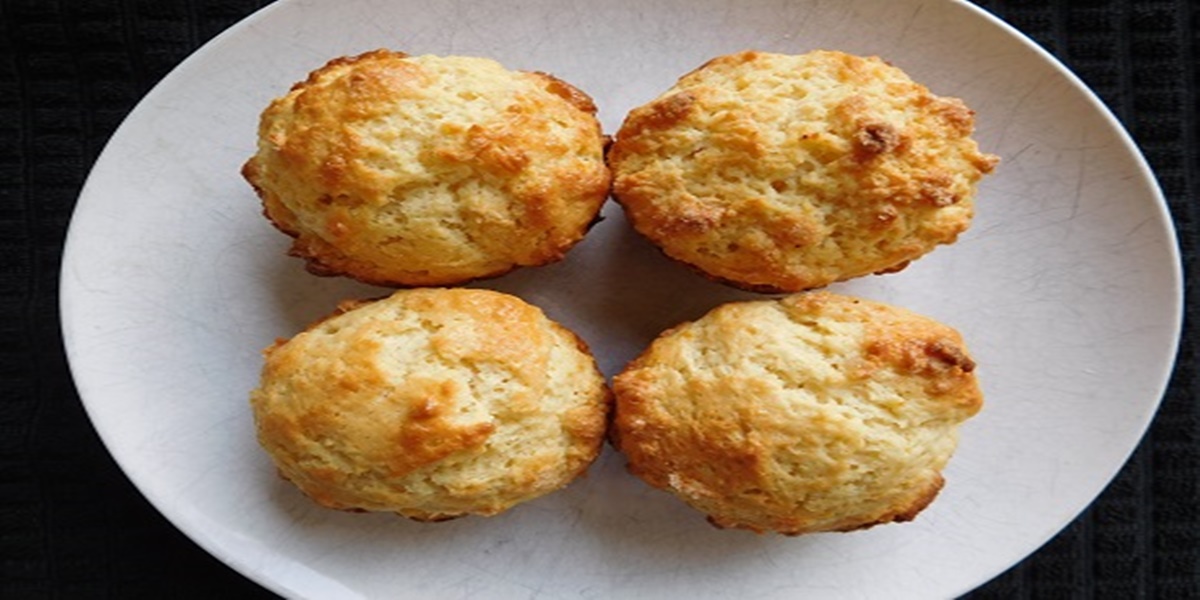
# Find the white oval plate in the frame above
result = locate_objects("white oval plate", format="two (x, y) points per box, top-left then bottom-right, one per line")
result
(61, 0), (1181, 597)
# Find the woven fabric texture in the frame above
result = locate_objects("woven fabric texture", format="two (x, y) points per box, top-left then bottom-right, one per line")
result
(1, 0), (1194, 597)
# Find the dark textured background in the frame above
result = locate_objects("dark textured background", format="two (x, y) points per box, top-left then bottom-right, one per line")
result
(2, 0), (1194, 597)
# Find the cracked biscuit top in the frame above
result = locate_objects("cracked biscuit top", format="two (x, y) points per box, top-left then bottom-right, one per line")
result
(609, 50), (998, 292)
(243, 50), (610, 287)
(250, 288), (611, 521)
(612, 291), (982, 534)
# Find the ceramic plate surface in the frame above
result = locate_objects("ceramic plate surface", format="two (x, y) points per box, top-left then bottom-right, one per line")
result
(61, 0), (1182, 597)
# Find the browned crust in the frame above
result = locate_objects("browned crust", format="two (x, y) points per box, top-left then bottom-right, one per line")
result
(613, 92), (697, 147)
(244, 50), (612, 287)
(611, 292), (981, 535)
(290, 48), (411, 91)
(254, 289), (612, 521)
(678, 49), (765, 81)
(607, 50), (1000, 293)
(528, 71), (599, 115)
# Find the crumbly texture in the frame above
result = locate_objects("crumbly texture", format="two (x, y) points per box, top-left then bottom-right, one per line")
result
(609, 50), (999, 292)
(243, 50), (610, 287)
(250, 288), (611, 520)
(612, 291), (982, 534)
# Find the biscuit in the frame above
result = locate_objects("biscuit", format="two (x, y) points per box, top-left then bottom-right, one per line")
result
(243, 50), (610, 287)
(611, 291), (982, 534)
(250, 288), (611, 520)
(609, 50), (999, 292)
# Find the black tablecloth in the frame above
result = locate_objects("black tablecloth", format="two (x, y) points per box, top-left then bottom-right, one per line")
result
(3, 0), (1195, 597)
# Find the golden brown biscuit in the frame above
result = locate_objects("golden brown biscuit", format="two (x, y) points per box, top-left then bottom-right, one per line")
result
(250, 288), (611, 520)
(612, 291), (982, 534)
(243, 50), (610, 287)
(609, 50), (999, 292)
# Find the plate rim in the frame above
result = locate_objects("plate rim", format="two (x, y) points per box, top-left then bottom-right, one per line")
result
(58, 0), (1185, 597)
(948, 0), (1185, 587)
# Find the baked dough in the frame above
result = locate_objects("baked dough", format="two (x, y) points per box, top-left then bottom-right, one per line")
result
(244, 50), (610, 286)
(251, 288), (611, 520)
(612, 291), (982, 534)
(609, 50), (998, 292)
